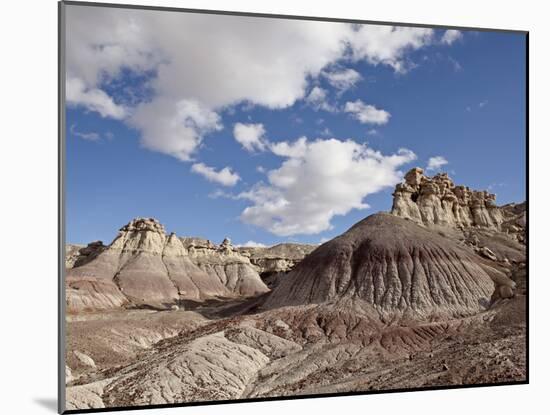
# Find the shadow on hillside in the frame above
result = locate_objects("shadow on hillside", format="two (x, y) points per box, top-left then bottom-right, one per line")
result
(124, 293), (271, 320)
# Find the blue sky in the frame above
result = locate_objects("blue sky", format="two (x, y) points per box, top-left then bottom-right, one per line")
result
(65, 6), (526, 246)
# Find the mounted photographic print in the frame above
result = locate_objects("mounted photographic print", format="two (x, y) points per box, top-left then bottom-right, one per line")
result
(59, 1), (528, 413)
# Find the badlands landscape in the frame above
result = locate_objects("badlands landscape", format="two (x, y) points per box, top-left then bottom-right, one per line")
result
(64, 168), (527, 410)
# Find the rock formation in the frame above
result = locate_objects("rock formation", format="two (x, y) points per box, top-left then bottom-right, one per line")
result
(64, 172), (527, 411)
(66, 218), (268, 312)
(181, 236), (272, 297)
(391, 168), (525, 243)
(238, 243), (317, 274)
(66, 241), (106, 269)
(237, 243), (318, 287)
(265, 213), (510, 319)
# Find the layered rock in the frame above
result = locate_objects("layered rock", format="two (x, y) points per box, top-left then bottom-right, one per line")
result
(238, 243), (317, 275)
(65, 208), (527, 409)
(66, 241), (106, 269)
(67, 218), (268, 312)
(182, 236), (270, 297)
(391, 168), (525, 242)
(66, 244), (85, 269)
(265, 213), (508, 319)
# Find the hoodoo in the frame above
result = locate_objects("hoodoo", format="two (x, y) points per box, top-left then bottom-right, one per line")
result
(391, 168), (526, 243)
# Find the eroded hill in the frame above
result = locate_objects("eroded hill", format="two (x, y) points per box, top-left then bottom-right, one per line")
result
(64, 168), (526, 410)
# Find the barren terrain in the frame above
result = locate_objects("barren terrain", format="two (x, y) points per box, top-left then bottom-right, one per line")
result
(64, 168), (527, 410)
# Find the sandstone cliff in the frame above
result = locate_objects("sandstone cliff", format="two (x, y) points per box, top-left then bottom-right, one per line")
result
(66, 218), (268, 312)
(180, 236), (274, 297)
(391, 168), (525, 243)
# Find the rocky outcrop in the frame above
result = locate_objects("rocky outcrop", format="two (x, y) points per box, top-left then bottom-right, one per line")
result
(66, 244), (84, 269)
(265, 213), (509, 319)
(237, 243), (318, 287)
(180, 236), (271, 297)
(67, 218), (268, 312)
(66, 241), (106, 269)
(238, 243), (317, 275)
(65, 208), (527, 410)
(391, 168), (525, 243)
(500, 202), (527, 243)
(237, 243), (318, 288)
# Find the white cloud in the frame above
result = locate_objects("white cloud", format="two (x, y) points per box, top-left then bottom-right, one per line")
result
(69, 124), (101, 141)
(233, 123), (268, 152)
(130, 99), (222, 161)
(270, 136), (308, 158)
(256, 166), (266, 174)
(66, 77), (127, 119)
(239, 241), (268, 248)
(448, 56), (462, 72)
(441, 30), (462, 45)
(426, 156), (449, 171)
(66, 8), (454, 163)
(479, 100), (489, 108)
(344, 100), (391, 125)
(323, 68), (362, 92)
(191, 163), (240, 186)
(305, 86), (337, 112)
(348, 25), (435, 73)
(239, 137), (416, 236)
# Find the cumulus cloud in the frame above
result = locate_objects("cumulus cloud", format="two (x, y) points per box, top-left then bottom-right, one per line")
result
(441, 30), (462, 45)
(239, 241), (268, 248)
(65, 7), (454, 163)
(344, 100), (391, 125)
(191, 163), (240, 186)
(69, 124), (101, 141)
(66, 77), (127, 119)
(348, 25), (435, 73)
(130, 99), (222, 161)
(239, 138), (416, 236)
(323, 68), (362, 92)
(270, 136), (308, 158)
(426, 156), (449, 171)
(233, 123), (268, 152)
(304, 86), (338, 112)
